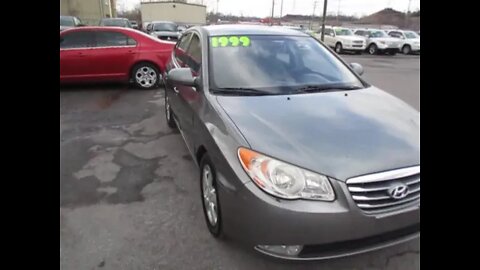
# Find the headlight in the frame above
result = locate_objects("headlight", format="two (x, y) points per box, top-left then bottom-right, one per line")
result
(238, 148), (335, 201)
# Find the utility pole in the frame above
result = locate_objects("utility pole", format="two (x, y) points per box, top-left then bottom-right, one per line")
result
(405, 0), (412, 28)
(217, 0), (219, 14)
(336, 0), (341, 25)
(280, 0), (284, 22)
(310, 0), (318, 30)
(320, 0), (328, 41)
(271, 0), (275, 25)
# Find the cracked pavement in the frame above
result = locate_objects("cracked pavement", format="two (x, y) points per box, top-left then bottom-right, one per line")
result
(60, 54), (420, 269)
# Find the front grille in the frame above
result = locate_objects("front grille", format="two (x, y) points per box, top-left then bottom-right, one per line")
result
(346, 166), (420, 213)
(353, 40), (363, 44)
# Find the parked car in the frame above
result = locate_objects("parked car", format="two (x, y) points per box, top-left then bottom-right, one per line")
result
(387, 30), (420, 54)
(142, 22), (151, 32)
(353, 29), (402, 55)
(163, 25), (420, 260)
(177, 25), (187, 33)
(147, 21), (181, 42)
(99, 18), (132, 28)
(60, 15), (83, 31)
(130, 20), (139, 29)
(315, 26), (366, 54)
(60, 27), (174, 89)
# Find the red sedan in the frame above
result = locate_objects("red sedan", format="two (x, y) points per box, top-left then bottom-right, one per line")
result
(60, 27), (175, 89)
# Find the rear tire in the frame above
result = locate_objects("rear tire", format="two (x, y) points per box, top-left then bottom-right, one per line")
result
(132, 63), (159, 90)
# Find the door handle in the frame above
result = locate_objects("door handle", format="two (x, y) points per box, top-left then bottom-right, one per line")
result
(173, 86), (179, 93)
(128, 50), (136, 54)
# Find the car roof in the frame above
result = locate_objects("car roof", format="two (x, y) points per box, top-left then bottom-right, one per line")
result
(101, 17), (128, 21)
(197, 24), (309, 37)
(150, 21), (177, 24)
(61, 26), (137, 33)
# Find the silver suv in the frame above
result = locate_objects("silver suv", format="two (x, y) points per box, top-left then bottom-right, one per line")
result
(354, 29), (402, 55)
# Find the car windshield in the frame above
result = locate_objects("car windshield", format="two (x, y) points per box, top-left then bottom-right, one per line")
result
(60, 17), (74, 26)
(102, 19), (128, 27)
(209, 35), (364, 94)
(153, 23), (178, 32)
(404, 31), (419, 39)
(370, 31), (387, 38)
(335, 28), (353, 36)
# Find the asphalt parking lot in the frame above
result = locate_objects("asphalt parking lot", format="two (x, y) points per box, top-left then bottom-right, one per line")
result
(60, 54), (420, 270)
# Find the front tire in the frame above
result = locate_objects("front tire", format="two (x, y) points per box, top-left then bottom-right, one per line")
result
(164, 92), (176, 128)
(402, 45), (412, 55)
(368, 44), (378, 55)
(200, 154), (222, 237)
(335, 42), (343, 54)
(132, 63), (159, 90)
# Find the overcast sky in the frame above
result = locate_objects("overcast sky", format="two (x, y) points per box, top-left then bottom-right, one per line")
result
(118, 0), (420, 18)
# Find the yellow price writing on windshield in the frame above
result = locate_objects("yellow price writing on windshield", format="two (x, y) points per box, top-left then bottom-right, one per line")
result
(211, 36), (251, 47)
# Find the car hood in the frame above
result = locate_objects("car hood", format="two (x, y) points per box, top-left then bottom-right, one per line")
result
(373, 37), (401, 42)
(339, 36), (366, 42)
(60, 26), (72, 31)
(216, 87), (420, 181)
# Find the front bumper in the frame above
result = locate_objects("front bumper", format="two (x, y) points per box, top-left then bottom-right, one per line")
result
(216, 171), (420, 260)
(256, 224), (419, 260)
(343, 44), (366, 51)
(377, 44), (401, 52)
(411, 44), (421, 51)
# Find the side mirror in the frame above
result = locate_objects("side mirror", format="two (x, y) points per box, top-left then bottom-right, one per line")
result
(167, 68), (197, 86)
(350, 63), (364, 76)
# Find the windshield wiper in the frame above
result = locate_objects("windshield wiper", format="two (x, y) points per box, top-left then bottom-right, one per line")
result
(293, 84), (363, 93)
(211, 87), (274, 96)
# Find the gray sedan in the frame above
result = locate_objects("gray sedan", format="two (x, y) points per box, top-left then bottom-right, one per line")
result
(163, 25), (420, 260)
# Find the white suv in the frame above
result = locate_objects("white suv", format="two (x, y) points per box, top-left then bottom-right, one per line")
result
(387, 30), (420, 54)
(315, 26), (366, 54)
(353, 29), (402, 55)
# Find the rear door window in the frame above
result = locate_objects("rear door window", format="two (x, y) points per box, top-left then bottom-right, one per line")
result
(95, 31), (136, 47)
(60, 31), (95, 49)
